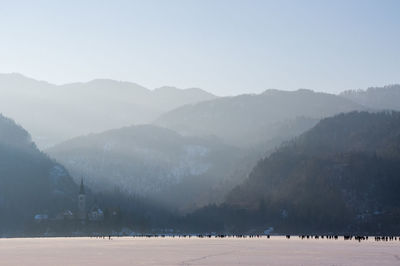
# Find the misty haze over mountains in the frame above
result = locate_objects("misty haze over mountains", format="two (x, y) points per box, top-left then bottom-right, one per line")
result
(3, 72), (395, 150)
(46, 125), (244, 212)
(1, 72), (400, 235)
(341, 85), (400, 111)
(155, 89), (364, 148)
(0, 73), (216, 148)
(2, 4), (400, 266)
(47, 87), (365, 212)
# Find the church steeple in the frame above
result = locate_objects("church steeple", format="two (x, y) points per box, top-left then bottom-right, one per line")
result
(78, 178), (86, 220)
(79, 178), (85, 195)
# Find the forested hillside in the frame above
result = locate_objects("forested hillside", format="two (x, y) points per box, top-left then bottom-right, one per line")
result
(186, 112), (400, 234)
(47, 125), (245, 212)
(0, 114), (77, 233)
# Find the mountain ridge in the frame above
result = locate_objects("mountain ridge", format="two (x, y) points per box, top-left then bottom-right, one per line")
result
(0, 73), (217, 148)
(155, 89), (364, 148)
(340, 84), (400, 111)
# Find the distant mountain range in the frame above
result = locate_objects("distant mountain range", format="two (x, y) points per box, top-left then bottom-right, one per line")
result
(2, 73), (400, 151)
(2, 72), (400, 234)
(341, 85), (400, 111)
(46, 85), (400, 216)
(46, 89), (363, 211)
(0, 73), (216, 148)
(0, 114), (77, 233)
(155, 89), (364, 148)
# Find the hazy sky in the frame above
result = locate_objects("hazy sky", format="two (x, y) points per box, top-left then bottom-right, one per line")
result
(1, 0), (399, 96)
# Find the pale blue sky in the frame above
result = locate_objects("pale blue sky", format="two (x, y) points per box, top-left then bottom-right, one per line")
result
(0, 0), (399, 95)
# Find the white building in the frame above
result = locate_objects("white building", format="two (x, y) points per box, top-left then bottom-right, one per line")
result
(88, 207), (104, 222)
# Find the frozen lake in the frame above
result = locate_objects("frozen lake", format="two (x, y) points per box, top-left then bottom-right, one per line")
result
(0, 236), (399, 265)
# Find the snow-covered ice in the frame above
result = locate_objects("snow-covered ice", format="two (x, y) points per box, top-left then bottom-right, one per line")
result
(0, 236), (398, 265)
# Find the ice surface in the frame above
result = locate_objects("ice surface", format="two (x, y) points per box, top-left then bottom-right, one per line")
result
(0, 236), (399, 265)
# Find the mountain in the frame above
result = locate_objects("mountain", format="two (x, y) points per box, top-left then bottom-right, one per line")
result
(0, 114), (77, 233)
(220, 111), (400, 233)
(46, 125), (245, 212)
(0, 73), (217, 148)
(341, 85), (400, 111)
(154, 89), (363, 148)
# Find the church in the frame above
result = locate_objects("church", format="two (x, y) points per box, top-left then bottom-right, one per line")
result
(34, 179), (105, 223)
(77, 179), (104, 222)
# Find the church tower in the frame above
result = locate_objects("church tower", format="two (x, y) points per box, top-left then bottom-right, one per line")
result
(78, 178), (86, 220)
